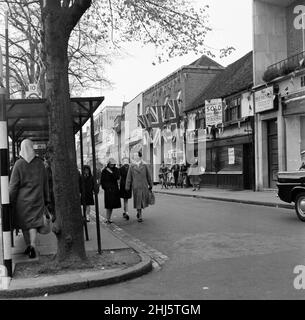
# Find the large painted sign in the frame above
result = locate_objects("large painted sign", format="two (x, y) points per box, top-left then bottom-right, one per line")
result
(254, 86), (274, 113)
(205, 99), (223, 126)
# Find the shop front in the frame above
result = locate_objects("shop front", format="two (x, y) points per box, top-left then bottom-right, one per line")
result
(201, 135), (254, 190)
(283, 91), (305, 171)
(254, 85), (282, 190)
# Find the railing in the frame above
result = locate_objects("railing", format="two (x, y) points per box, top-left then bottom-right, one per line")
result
(263, 51), (305, 83)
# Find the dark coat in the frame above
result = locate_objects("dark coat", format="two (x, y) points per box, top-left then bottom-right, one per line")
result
(119, 164), (132, 199)
(9, 157), (49, 230)
(125, 162), (153, 209)
(100, 166), (121, 209)
(79, 175), (95, 206)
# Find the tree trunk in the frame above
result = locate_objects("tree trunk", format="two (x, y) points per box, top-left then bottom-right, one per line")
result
(44, 6), (86, 263)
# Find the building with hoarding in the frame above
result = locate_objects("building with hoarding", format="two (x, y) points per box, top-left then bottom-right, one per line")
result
(140, 55), (224, 183)
(187, 51), (254, 190)
(253, 0), (305, 189)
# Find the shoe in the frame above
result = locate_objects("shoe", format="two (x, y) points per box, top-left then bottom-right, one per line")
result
(86, 217), (90, 222)
(123, 213), (129, 220)
(24, 246), (31, 255)
(136, 212), (143, 222)
(105, 220), (113, 224)
(28, 246), (36, 259)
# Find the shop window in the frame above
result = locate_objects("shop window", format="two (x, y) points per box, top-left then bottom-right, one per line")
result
(205, 148), (213, 172)
(195, 118), (205, 129)
(225, 97), (241, 122)
(218, 145), (243, 172)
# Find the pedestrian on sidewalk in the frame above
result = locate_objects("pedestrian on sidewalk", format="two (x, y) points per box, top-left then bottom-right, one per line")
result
(100, 158), (121, 224)
(159, 161), (169, 189)
(119, 157), (132, 221)
(79, 165), (96, 222)
(126, 150), (153, 223)
(179, 162), (188, 188)
(9, 139), (50, 259)
(171, 159), (180, 188)
(188, 158), (201, 191)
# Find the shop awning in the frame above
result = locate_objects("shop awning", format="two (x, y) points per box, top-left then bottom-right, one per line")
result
(6, 96), (104, 144)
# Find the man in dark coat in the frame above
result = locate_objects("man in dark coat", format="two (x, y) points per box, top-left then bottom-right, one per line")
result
(125, 151), (153, 222)
(79, 165), (95, 222)
(171, 159), (180, 188)
(100, 158), (121, 224)
(119, 157), (132, 220)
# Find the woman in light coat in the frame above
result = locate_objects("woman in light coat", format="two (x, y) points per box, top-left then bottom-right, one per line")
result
(125, 151), (153, 222)
(188, 158), (201, 191)
(9, 139), (50, 259)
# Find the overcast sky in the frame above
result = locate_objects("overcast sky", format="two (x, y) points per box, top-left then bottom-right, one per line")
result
(97, 0), (253, 110)
(0, 0), (253, 110)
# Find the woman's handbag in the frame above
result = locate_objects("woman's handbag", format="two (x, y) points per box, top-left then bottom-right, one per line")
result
(148, 190), (155, 205)
(38, 207), (52, 235)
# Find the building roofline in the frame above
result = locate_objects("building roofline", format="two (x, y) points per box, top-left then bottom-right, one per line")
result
(143, 64), (224, 95)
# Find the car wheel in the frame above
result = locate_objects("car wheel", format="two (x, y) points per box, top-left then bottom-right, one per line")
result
(295, 192), (305, 222)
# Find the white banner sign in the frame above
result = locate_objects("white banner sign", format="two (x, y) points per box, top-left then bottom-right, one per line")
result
(205, 99), (223, 126)
(228, 147), (235, 165)
(254, 86), (274, 113)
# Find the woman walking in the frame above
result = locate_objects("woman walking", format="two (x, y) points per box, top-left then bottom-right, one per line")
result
(9, 139), (50, 259)
(125, 151), (153, 222)
(79, 165), (95, 222)
(188, 158), (201, 191)
(100, 158), (121, 224)
(119, 157), (132, 220)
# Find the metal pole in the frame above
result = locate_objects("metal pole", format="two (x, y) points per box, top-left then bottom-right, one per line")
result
(5, 11), (10, 98)
(79, 116), (89, 241)
(89, 102), (102, 254)
(0, 86), (12, 277)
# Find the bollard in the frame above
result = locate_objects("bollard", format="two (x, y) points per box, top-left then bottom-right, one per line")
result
(0, 86), (12, 278)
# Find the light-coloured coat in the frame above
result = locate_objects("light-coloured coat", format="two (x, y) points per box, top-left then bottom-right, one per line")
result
(125, 162), (152, 209)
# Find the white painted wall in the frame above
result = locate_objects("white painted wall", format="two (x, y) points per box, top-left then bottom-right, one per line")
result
(253, 0), (288, 85)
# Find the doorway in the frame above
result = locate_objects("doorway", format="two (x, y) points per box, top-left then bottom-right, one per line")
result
(267, 119), (278, 189)
(243, 143), (254, 190)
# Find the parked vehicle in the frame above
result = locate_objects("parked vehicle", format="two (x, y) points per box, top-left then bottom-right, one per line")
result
(277, 171), (305, 221)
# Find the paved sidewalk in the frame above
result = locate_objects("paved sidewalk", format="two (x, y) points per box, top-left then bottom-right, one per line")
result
(0, 220), (153, 298)
(154, 185), (294, 210)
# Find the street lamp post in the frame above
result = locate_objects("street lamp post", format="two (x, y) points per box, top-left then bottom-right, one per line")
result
(5, 11), (9, 98)
(0, 45), (12, 278)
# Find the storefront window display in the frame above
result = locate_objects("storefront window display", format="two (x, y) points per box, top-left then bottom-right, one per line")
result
(205, 145), (243, 173)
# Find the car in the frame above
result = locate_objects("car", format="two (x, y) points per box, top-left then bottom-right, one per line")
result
(277, 171), (305, 221)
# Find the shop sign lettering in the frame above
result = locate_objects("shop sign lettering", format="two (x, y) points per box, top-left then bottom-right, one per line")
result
(254, 86), (274, 113)
(205, 99), (223, 126)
